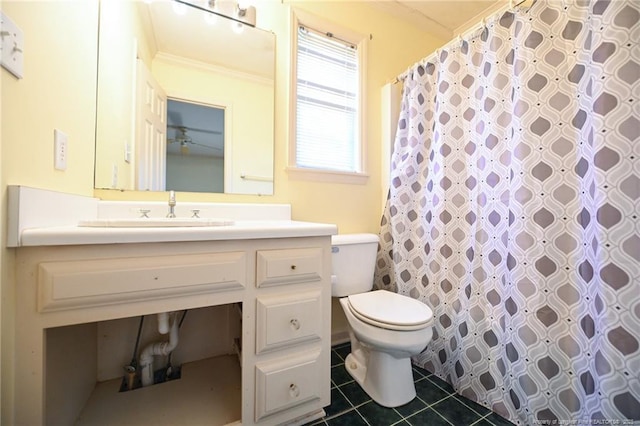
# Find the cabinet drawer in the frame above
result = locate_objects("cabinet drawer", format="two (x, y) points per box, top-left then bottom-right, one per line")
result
(256, 248), (322, 287)
(255, 349), (323, 422)
(256, 290), (322, 354)
(37, 252), (246, 312)
(256, 248), (322, 288)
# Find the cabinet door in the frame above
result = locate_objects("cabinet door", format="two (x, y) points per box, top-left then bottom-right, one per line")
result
(254, 349), (323, 422)
(255, 290), (322, 354)
(37, 252), (246, 312)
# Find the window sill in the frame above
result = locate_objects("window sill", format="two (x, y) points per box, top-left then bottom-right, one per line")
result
(285, 167), (369, 185)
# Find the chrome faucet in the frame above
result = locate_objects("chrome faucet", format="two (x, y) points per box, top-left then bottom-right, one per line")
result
(167, 190), (176, 218)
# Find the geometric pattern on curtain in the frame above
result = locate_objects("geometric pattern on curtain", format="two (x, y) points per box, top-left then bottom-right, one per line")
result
(375, 0), (639, 423)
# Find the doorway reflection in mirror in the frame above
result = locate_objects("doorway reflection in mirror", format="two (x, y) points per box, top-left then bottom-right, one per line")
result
(166, 99), (225, 193)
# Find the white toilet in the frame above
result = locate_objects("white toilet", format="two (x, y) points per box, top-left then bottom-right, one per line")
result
(331, 233), (434, 408)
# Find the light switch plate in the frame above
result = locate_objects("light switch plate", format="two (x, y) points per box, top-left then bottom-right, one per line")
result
(1, 11), (24, 79)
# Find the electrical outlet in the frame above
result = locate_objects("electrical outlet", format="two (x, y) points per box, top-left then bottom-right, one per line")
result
(54, 129), (68, 171)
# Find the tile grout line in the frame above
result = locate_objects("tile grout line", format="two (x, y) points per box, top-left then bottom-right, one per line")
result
(391, 405), (405, 423)
(335, 371), (432, 426)
(327, 348), (513, 426)
(321, 377), (363, 423)
(419, 375), (496, 419)
(416, 393), (471, 426)
(354, 406), (372, 426)
(421, 375), (508, 425)
(457, 396), (497, 419)
(403, 403), (456, 426)
(417, 391), (452, 409)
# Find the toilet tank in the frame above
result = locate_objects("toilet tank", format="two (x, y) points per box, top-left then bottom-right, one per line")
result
(331, 233), (380, 297)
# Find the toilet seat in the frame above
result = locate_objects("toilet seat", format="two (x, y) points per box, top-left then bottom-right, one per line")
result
(347, 290), (433, 331)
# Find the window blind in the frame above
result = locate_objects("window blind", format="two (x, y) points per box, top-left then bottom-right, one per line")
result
(295, 25), (359, 172)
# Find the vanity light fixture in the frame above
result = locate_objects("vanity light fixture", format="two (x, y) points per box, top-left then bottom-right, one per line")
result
(235, 1), (256, 27)
(174, 0), (256, 28)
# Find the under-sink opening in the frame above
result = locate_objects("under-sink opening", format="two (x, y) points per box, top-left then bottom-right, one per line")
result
(44, 304), (243, 426)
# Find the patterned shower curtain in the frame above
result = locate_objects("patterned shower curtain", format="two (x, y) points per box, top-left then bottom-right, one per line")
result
(375, 0), (639, 424)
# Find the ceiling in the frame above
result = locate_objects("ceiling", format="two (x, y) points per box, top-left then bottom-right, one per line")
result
(144, 1), (275, 78)
(369, 0), (509, 40)
(145, 0), (509, 74)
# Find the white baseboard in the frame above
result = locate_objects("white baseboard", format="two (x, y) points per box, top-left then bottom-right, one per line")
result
(331, 331), (350, 346)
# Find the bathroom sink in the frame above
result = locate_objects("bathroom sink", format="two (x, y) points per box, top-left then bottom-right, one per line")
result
(78, 218), (234, 228)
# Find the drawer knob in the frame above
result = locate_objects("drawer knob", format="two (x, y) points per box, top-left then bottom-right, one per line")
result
(289, 383), (300, 398)
(290, 264), (297, 270)
(290, 318), (301, 330)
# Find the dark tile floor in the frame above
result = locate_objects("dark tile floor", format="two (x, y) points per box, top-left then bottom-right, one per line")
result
(307, 342), (515, 426)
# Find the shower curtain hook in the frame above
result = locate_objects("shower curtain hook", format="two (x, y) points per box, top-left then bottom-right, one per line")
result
(401, 65), (411, 81)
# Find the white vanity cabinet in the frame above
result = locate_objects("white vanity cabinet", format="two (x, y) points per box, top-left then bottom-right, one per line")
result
(13, 236), (332, 426)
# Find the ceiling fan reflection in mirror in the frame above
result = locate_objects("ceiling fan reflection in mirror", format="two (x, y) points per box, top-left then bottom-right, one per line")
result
(167, 125), (222, 157)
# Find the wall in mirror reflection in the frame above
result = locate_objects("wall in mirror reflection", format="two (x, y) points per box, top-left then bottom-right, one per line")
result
(94, 0), (275, 195)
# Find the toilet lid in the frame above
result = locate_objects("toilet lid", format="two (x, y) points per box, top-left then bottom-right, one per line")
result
(347, 290), (433, 331)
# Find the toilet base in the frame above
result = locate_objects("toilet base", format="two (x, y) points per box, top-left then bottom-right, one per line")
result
(344, 348), (416, 408)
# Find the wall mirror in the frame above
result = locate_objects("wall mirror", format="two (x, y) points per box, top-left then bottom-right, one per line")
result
(94, 0), (275, 195)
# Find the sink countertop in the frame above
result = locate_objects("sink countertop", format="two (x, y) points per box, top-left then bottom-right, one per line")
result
(8, 186), (337, 247)
(19, 220), (338, 246)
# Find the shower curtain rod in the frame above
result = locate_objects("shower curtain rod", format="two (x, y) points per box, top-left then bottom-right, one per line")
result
(392, 0), (535, 84)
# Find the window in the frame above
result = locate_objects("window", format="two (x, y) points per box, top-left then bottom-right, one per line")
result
(289, 11), (368, 183)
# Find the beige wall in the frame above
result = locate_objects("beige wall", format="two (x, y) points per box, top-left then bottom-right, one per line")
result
(0, 0), (445, 224)
(152, 56), (275, 195)
(0, 0), (445, 422)
(94, 0), (150, 191)
(2, 1), (98, 194)
(1, 1), (100, 422)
